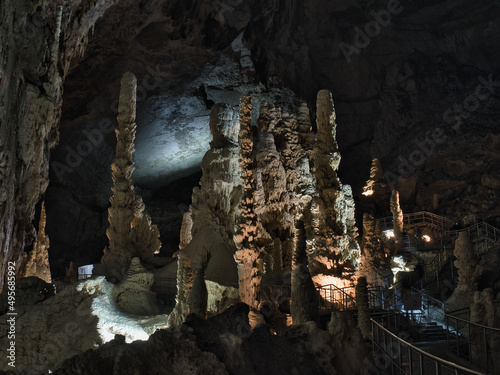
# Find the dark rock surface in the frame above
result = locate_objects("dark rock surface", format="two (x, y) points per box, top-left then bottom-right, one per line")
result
(53, 303), (355, 375)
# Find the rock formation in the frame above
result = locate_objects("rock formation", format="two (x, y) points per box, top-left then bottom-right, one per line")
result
(362, 158), (386, 197)
(0, 0), (118, 293)
(307, 90), (360, 284)
(18, 202), (52, 284)
(291, 220), (318, 325)
(448, 231), (477, 308)
(391, 190), (404, 253)
(356, 277), (370, 340)
(101, 72), (161, 269)
(469, 289), (500, 371)
(169, 89), (361, 325)
(167, 102), (242, 326)
(358, 213), (392, 287)
(112, 257), (159, 316)
(234, 95), (261, 309)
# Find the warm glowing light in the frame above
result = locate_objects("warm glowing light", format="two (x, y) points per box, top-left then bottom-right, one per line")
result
(362, 189), (374, 196)
(383, 229), (395, 239)
(422, 235), (431, 242)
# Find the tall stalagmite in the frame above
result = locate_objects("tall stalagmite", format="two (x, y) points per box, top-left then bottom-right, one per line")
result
(234, 95), (261, 309)
(18, 202), (52, 284)
(168, 102), (242, 326)
(308, 90), (360, 281)
(391, 190), (404, 252)
(291, 220), (318, 324)
(358, 213), (392, 287)
(101, 72), (161, 268)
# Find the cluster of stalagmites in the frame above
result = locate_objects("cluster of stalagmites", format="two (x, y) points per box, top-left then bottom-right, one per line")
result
(170, 89), (361, 325)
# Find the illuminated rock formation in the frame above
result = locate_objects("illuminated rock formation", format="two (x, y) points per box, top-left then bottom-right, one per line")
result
(18, 202), (52, 284)
(168, 102), (242, 326)
(308, 90), (360, 283)
(234, 95), (262, 309)
(101, 72), (161, 268)
(112, 257), (159, 316)
(391, 190), (404, 252)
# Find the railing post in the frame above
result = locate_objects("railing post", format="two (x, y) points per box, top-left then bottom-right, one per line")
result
(483, 327), (488, 370)
(419, 352), (423, 375)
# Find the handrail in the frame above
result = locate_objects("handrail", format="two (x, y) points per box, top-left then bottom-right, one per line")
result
(371, 317), (485, 375)
(445, 313), (500, 332)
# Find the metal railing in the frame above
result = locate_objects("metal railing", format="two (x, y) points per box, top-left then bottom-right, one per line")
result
(412, 251), (455, 291)
(371, 316), (485, 375)
(445, 313), (500, 373)
(317, 284), (356, 311)
(53, 274), (93, 293)
(377, 211), (455, 232)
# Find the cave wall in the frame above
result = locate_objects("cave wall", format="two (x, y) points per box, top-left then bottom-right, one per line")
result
(2, 0), (500, 283)
(0, 0), (119, 290)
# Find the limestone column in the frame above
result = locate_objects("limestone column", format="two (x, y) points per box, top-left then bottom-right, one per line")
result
(356, 277), (371, 339)
(391, 190), (404, 252)
(101, 72), (161, 268)
(291, 220), (318, 324)
(234, 95), (261, 309)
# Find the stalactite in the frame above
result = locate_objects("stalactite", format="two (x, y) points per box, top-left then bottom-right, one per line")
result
(18, 202), (52, 284)
(101, 72), (161, 268)
(234, 95), (261, 309)
(291, 220), (318, 325)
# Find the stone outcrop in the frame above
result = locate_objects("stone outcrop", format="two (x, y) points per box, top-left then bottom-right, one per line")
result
(18, 202), (52, 284)
(0, 276), (169, 373)
(101, 72), (161, 268)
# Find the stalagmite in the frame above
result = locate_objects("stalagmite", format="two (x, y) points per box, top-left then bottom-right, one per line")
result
(358, 213), (392, 286)
(101, 72), (161, 268)
(362, 158), (384, 196)
(356, 277), (370, 339)
(307, 90), (360, 281)
(188, 255), (209, 318)
(18, 202), (52, 284)
(448, 231), (477, 308)
(112, 257), (159, 316)
(291, 220), (318, 325)
(391, 190), (404, 252)
(167, 102), (242, 325)
(234, 95), (262, 309)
